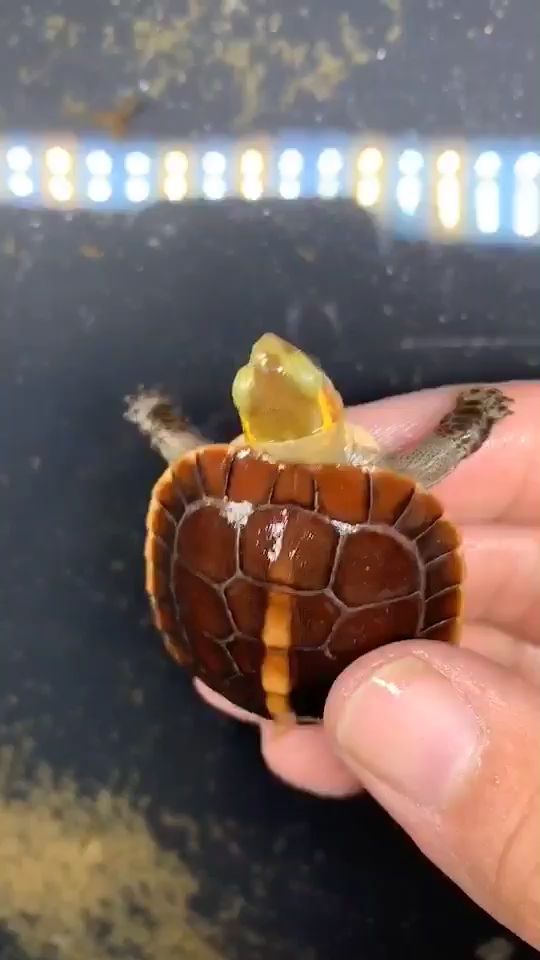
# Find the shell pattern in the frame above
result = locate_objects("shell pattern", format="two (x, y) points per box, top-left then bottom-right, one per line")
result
(145, 445), (463, 722)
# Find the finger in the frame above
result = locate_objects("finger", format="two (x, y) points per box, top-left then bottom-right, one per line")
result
(324, 638), (540, 948)
(238, 626), (524, 799)
(460, 623), (540, 686)
(193, 678), (262, 725)
(194, 520), (540, 732)
(194, 622), (540, 750)
(194, 679), (361, 796)
(260, 723), (360, 798)
(460, 525), (540, 645)
(347, 381), (540, 525)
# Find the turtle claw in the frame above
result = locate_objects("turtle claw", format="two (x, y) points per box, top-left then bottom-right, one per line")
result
(455, 386), (515, 424)
(125, 387), (204, 463)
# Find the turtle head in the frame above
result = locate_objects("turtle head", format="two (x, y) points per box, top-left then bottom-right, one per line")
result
(231, 333), (345, 447)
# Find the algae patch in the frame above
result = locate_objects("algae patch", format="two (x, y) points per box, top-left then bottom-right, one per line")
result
(0, 743), (221, 960)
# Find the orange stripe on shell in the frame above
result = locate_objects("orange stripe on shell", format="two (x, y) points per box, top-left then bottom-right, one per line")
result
(261, 591), (295, 724)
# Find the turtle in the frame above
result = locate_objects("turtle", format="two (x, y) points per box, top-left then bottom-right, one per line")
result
(125, 333), (513, 726)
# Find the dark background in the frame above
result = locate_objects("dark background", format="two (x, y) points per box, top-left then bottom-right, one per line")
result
(1, 0), (539, 958)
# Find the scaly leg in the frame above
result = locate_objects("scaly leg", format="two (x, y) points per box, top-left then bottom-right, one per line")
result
(381, 386), (514, 489)
(124, 388), (207, 465)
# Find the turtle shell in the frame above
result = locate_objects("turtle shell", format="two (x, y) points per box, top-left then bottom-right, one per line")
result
(144, 444), (463, 722)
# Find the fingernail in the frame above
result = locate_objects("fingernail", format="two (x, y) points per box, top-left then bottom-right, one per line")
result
(333, 656), (483, 808)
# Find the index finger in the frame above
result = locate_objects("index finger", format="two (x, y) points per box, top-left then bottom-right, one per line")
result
(347, 381), (539, 525)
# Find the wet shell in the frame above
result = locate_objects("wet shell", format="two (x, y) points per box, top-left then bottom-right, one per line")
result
(144, 445), (463, 722)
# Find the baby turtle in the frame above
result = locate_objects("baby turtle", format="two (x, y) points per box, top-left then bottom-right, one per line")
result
(126, 333), (512, 725)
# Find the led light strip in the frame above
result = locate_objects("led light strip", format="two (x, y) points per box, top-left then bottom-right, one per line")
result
(0, 133), (538, 244)
(513, 151), (540, 239)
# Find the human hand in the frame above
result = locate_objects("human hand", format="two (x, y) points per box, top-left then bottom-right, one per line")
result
(195, 381), (540, 949)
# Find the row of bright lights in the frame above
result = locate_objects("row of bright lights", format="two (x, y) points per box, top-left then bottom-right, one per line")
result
(2, 143), (540, 238)
(6, 143), (540, 181)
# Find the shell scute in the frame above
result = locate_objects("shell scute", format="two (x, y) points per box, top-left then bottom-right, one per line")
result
(369, 470), (415, 524)
(189, 632), (236, 679)
(145, 535), (171, 600)
(417, 518), (460, 563)
(426, 551), (463, 595)
(422, 586), (462, 631)
(333, 529), (420, 606)
(226, 453), (278, 504)
(225, 580), (266, 637)
(152, 596), (177, 635)
(163, 634), (194, 667)
(228, 635), (264, 676)
(315, 465), (370, 523)
(271, 465), (315, 509)
(239, 506), (339, 589)
(177, 505), (237, 583)
(147, 500), (177, 544)
(197, 445), (232, 498)
(153, 468), (186, 520)
(289, 648), (349, 720)
(217, 673), (270, 718)
(290, 594), (341, 649)
(328, 595), (422, 656)
(173, 564), (231, 638)
(421, 620), (459, 643)
(146, 450), (464, 723)
(395, 490), (443, 539)
(171, 455), (203, 504)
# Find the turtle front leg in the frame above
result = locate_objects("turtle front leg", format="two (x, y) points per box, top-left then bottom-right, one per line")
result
(124, 388), (207, 465)
(381, 386), (514, 489)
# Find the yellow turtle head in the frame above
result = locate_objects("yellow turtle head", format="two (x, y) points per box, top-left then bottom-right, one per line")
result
(231, 333), (344, 447)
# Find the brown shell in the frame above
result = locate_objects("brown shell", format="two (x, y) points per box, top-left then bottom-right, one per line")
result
(144, 445), (463, 722)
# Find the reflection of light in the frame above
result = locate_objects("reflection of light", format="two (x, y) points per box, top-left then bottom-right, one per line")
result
(473, 152), (500, 235)
(6, 146), (32, 171)
(87, 178), (112, 202)
(125, 151), (151, 176)
(164, 151), (188, 175)
(163, 176), (187, 201)
(48, 176), (74, 203)
(436, 176), (460, 229)
(436, 150), (461, 175)
(126, 177), (150, 203)
(8, 173), (34, 197)
(278, 149), (303, 178)
(317, 148), (343, 199)
(318, 179), (340, 198)
(398, 149), (423, 176)
(239, 149), (264, 200)
(474, 151), (501, 178)
(241, 178), (263, 201)
(513, 182), (539, 237)
(397, 176), (421, 215)
(356, 147), (383, 208)
(240, 149), (264, 177)
(514, 152), (540, 179)
(45, 147), (72, 175)
(317, 148), (343, 177)
(202, 151), (226, 176)
(513, 152), (540, 236)
(358, 147), (383, 175)
(202, 175), (226, 200)
(278, 148), (302, 199)
(279, 180), (301, 200)
(86, 150), (113, 177)
(356, 177), (380, 207)
(475, 181), (500, 234)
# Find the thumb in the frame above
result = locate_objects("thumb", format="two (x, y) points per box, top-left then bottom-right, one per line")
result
(323, 638), (540, 948)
